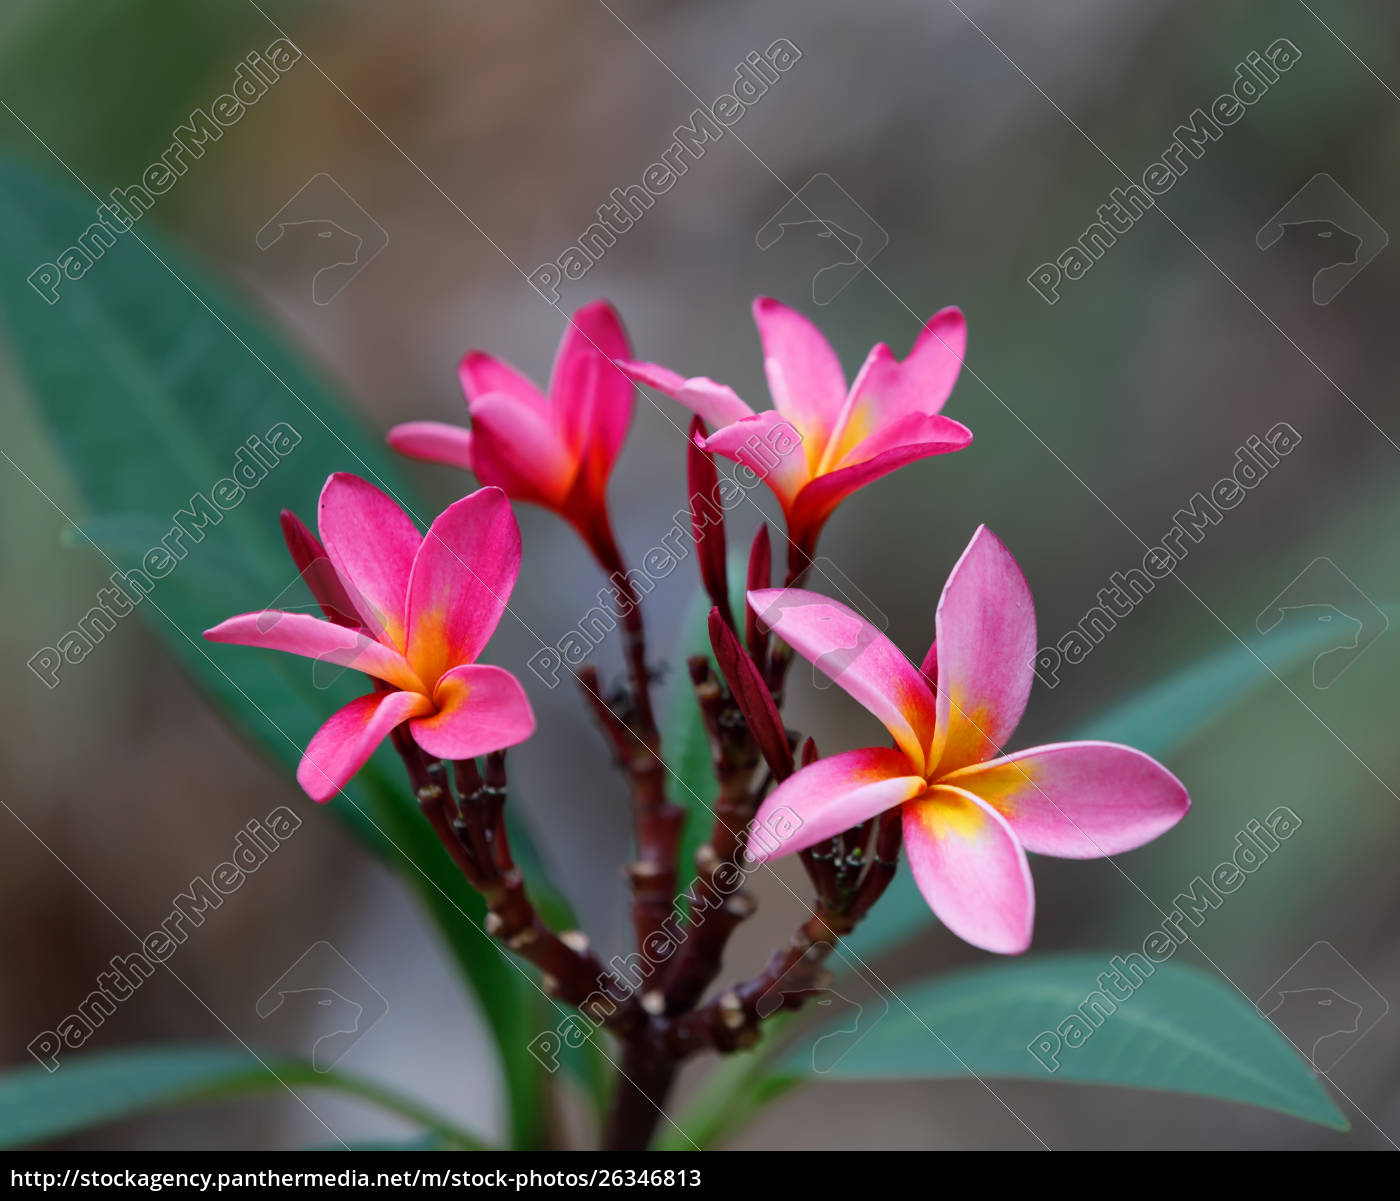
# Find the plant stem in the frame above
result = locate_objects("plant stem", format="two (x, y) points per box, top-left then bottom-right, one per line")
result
(660, 659), (761, 1012)
(393, 732), (643, 1033)
(601, 1040), (679, 1151)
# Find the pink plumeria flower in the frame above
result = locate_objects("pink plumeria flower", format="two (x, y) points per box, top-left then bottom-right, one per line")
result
(387, 300), (634, 571)
(205, 474), (535, 802)
(746, 526), (1188, 954)
(619, 298), (973, 557)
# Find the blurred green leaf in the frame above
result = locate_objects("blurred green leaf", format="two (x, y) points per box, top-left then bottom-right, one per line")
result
(1071, 611), (1400, 757)
(0, 157), (565, 1145)
(662, 587), (721, 902)
(0, 1044), (487, 1150)
(0, 0), (273, 185)
(777, 955), (1346, 1131)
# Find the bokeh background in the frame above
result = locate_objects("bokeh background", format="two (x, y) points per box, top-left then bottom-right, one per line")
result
(2, 0), (1398, 1150)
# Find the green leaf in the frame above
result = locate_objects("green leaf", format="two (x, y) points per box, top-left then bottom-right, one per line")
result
(0, 1044), (488, 1150)
(845, 612), (1399, 964)
(663, 586), (722, 899)
(777, 955), (1347, 1131)
(1072, 611), (1400, 758)
(0, 157), (560, 1145)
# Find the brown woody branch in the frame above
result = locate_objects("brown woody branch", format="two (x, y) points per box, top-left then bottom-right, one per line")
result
(392, 730), (642, 1033)
(577, 664), (685, 955)
(658, 659), (762, 1013)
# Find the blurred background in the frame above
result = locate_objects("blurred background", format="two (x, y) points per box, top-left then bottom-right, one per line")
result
(2, 0), (1398, 1150)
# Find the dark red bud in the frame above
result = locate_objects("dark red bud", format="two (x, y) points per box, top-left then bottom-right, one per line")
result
(709, 607), (793, 780)
(746, 523), (772, 668)
(279, 509), (361, 628)
(688, 417), (733, 630)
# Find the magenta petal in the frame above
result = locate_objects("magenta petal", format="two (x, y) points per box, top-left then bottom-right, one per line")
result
(410, 664), (536, 759)
(747, 747), (926, 861)
(747, 588), (938, 771)
(551, 300), (633, 472)
(847, 307), (966, 426)
(943, 741), (1190, 859)
(204, 611), (423, 693)
(701, 411), (811, 511)
(904, 786), (1035, 955)
(405, 486), (521, 688)
(752, 297), (846, 446)
(386, 421), (475, 472)
(928, 526), (1037, 776)
(834, 412), (974, 472)
(459, 350), (549, 413)
(467, 392), (575, 507)
(317, 474), (421, 650)
(298, 689), (433, 802)
(787, 414), (973, 545)
(615, 359), (754, 429)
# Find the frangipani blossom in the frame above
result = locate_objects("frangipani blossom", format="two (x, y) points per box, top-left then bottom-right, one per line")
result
(619, 298), (973, 556)
(205, 474), (535, 802)
(746, 527), (1188, 954)
(387, 300), (634, 569)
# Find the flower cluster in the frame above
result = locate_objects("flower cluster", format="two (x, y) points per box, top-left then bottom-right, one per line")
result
(207, 295), (1187, 978)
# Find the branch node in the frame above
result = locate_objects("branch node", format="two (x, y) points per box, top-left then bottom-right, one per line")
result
(506, 926), (540, 951)
(724, 893), (758, 919)
(717, 991), (746, 1030)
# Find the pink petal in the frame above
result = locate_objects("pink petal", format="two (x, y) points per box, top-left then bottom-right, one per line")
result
(297, 689), (433, 802)
(746, 747), (926, 861)
(701, 410), (811, 511)
(550, 300), (634, 472)
(786, 413), (973, 548)
(747, 588), (938, 772)
(458, 350), (549, 413)
(928, 526), (1037, 777)
(386, 421), (475, 472)
(847, 307), (966, 425)
(834, 412), (974, 473)
(942, 741), (1190, 859)
(819, 309), (967, 470)
(752, 297), (846, 448)
(904, 785), (1035, 955)
(410, 663), (536, 760)
(615, 359), (754, 429)
(467, 392), (576, 507)
(204, 611), (423, 693)
(280, 509), (362, 628)
(317, 474), (421, 650)
(405, 486), (521, 689)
